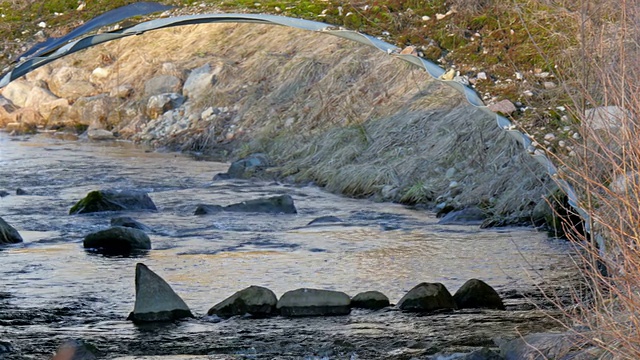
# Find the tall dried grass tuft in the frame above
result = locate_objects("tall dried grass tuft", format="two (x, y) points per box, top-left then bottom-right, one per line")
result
(545, 0), (640, 357)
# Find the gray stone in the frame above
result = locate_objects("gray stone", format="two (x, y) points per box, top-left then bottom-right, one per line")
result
(69, 190), (157, 214)
(144, 75), (182, 97)
(194, 204), (224, 215)
(69, 95), (116, 129)
(351, 291), (390, 310)
(453, 279), (505, 310)
(584, 106), (628, 130)
(0, 216), (23, 244)
(109, 84), (134, 99)
(183, 63), (219, 100)
(488, 99), (517, 115)
(87, 129), (115, 140)
(429, 347), (502, 360)
(226, 153), (270, 179)
(48, 66), (96, 99)
(110, 216), (151, 232)
(277, 288), (351, 317)
(127, 263), (193, 323)
(146, 93), (185, 119)
(15, 188), (28, 195)
(398, 282), (456, 312)
(438, 207), (487, 225)
(83, 226), (151, 254)
(207, 285), (278, 318)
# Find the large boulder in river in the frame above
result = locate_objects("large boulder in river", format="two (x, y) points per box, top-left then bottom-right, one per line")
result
(127, 263), (194, 323)
(453, 279), (505, 310)
(83, 226), (151, 254)
(351, 291), (390, 310)
(277, 288), (351, 317)
(195, 194), (297, 215)
(207, 285), (278, 318)
(225, 153), (270, 179)
(398, 282), (456, 312)
(0, 217), (23, 244)
(70, 190), (157, 214)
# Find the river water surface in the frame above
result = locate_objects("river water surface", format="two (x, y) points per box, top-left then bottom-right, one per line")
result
(0, 134), (577, 359)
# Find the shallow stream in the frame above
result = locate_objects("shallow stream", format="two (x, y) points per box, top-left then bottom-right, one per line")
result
(0, 134), (577, 359)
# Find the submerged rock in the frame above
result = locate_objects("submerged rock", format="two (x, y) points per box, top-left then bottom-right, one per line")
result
(127, 263), (193, 323)
(70, 190), (157, 214)
(110, 216), (151, 232)
(0, 216), (23, 244)
(351, 291), (390, 310)
(207, 285), (278, 318)
(307, 216), (343, 226)
(437, 207), (487, 225)
(498, 332), (595, 360)
(453, 279), (505, 310)
(83, 226), (151, 255)
(195, 194), (297, 215)
(398, 283), (456, 312)
(51, 339), (97, 360)
(15, 188), (28, 195)
(277, 288), (351, 317)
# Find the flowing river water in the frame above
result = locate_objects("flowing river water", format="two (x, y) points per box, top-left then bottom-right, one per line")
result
(0, 133), (578, 359)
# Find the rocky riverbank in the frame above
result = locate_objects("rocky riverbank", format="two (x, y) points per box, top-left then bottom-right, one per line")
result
(0, 22), (558, 228)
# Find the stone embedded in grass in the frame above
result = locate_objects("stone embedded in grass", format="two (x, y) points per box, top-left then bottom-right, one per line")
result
(398, 282), (456, 312)
(453, 279), (505, 310)
(207, 285), (278, 318)
(127, 263), (193, 323)
(70, 190), (157, 215)
(351, 291), (390, 310)
(277, 288), (351, 317)
(0, 216), (23, 244)
(83, 226), (151, 255)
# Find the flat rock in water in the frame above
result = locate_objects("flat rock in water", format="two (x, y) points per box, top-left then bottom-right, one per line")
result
(207, 285), (278, 318)
(83, 226), (151, 255)
(351, 291), (390, 310)
(0, 216), (23, 244)
(453, 279), (505, 310)
(127, 263), (193, 323)
(196, 195), (297, 215)
(398, 282), (456, 312)
(70, 190), (157, 214)
(277, 288), (351, 317)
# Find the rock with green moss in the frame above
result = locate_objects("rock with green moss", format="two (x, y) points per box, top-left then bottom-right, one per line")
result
(0, 216), (23, 244)
(70, 190), (157, 215)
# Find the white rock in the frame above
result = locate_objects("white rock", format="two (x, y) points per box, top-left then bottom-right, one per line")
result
(422, 15), (430, 21)
(523, 90), (534, 97)
(477, 72), (487, 80)
(558, 140), (566, 147)
(435, 13), (446, 20)
(37, 22), (46, 28)
(543, 81), (556, 89)
(544, 133), (556, 141)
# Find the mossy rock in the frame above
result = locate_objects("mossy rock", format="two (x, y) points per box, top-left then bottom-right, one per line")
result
(70, 190), (157, 215)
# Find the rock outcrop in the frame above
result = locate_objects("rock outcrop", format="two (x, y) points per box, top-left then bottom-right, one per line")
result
(397, 282), (456, 312)
(0, 217), (23, 244)
(277, 288), (351, 317)
(453, 279), (505, 310)
(83, 226), (151, 254)
(127, 263), (194, 323)
(207, 285), (278, 318)
(70, 190), (157, 214)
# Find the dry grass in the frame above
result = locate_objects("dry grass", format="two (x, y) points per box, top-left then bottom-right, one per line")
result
(540, 0), (640, 357)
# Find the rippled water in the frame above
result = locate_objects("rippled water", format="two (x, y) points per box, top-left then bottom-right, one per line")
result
(0, 134), (576, 358)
